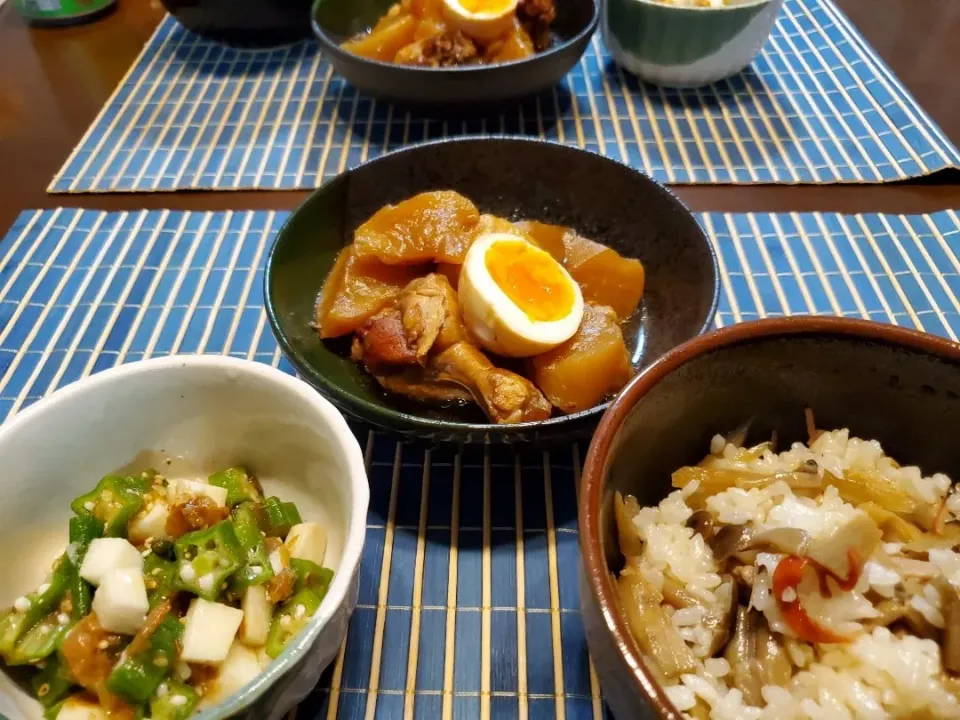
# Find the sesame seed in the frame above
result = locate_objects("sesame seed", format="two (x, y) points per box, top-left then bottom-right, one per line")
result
(157, 683), (170, 697)
(280, 615), (292, 629)
(294, 604), (306, 619)
(83, 501), (96, 512)
(152, 568), (162, 576)
(154, 656), (169, 668)
(37, 583), (50, 595)
(98, 640), (109, 650)
(170, 695), (187, 707)
(36, 661), (47, 670)
(177, 663), (191, 680)
(13, 597), (31, 612)
(57, 613), (70, 626)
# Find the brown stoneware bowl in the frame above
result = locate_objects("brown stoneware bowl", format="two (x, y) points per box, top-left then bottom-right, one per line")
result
(579, 316), (960, 719)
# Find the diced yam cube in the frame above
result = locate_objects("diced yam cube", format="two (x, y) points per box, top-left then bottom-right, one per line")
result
(239, 585), (272, 647)
(167, 478), (228, 507)
(80, 538), (142, 586)
(180, 598), (244, 664)
(57, 695), (108, 720)
(92, 568), (148, 635)
(128, 502), (170, 544)
(284, 523), (327, 566)
(201, 642), (262, 706)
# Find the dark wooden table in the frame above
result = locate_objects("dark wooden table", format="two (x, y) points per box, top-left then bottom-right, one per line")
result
(0, 0), (958, 232)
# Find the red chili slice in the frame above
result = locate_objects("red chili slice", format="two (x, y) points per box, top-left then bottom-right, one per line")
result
(772, 555), (851, 644)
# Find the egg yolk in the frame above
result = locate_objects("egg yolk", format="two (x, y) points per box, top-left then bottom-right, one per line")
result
(484, 240), (575, 323)
(458, 0), (515, 14)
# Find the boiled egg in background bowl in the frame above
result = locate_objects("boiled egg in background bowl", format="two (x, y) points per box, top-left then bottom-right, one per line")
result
(441, 0), (519, 41)
(459, 233), (584, 357)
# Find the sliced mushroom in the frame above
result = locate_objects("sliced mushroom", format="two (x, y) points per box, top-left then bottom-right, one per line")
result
(709, 525), (811, 563)
(614, 492), (644, 559)
(617, 572), (698, 679)
(687, 510), (718, 543)
(724, 605), (793, 706)
(662, 574), (736, 656)
(755, 613), (792, 687)
(943, 584), (960, 674)
(702, 578), (736, 656)
(709, 525), (755, 563)
(724, 606), (764, 706)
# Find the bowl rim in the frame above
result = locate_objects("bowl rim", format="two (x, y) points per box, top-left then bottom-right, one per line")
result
(263, 135), (721, 440)
(626, 0), (773, 11)
(579, 315), (960, 719)
(0, 355), (370, 720)
(310, 0), (600, 74)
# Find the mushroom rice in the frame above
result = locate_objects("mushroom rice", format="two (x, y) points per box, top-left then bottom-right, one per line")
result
(615, 413), (960, 719)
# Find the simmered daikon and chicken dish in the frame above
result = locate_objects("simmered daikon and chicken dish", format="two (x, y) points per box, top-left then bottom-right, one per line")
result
(0, 467), (333, 720)
(615, 416), (960, 719)
(341, 0), (556, 67)
(314, 190), (646, 423)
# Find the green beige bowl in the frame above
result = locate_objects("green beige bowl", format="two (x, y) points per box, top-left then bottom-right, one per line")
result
(603, 0), (783, 87)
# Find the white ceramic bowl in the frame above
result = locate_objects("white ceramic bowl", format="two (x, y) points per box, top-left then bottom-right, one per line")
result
(0, 355), (369, 720)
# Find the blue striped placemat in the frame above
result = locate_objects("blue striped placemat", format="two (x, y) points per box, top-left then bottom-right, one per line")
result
(2, 207), (960, 719)
(48, 0), (960, 193)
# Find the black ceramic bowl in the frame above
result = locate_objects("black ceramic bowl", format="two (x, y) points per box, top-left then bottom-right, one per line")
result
(265, 137), (719, 443)
(580, 317), (960, 719)
(310, 0), (599, 105)
(162, 0), (314, 46)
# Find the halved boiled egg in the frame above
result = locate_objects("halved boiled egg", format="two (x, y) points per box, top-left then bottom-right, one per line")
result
(459, 233), (584, 358)
(441, 0), (518, 42)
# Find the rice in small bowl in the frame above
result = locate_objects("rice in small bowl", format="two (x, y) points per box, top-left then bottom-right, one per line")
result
(579, 317), (960, 719)
(617, 417), (960, 718)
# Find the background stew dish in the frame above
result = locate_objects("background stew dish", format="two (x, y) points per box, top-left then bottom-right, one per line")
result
(341, 0), (557, 66)
(313, 190), (645, 425)
(0, 466), (334, 720)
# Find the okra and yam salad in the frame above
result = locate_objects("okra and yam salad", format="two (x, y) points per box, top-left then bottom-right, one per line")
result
(616, 415), (960, 719)
(0, 467), (333, 719)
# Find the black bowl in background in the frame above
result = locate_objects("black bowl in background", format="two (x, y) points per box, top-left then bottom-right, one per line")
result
(264, 137), (719, 444)
(310, 0), (600, 105)
(161, 0), (314, 47)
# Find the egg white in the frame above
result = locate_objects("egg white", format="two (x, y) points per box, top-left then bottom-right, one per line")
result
(441, 0), (518, 42)
(458, 233), (584, 358)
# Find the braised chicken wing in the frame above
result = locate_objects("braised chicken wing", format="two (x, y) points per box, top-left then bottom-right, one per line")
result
(352, 273), (551, 424)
